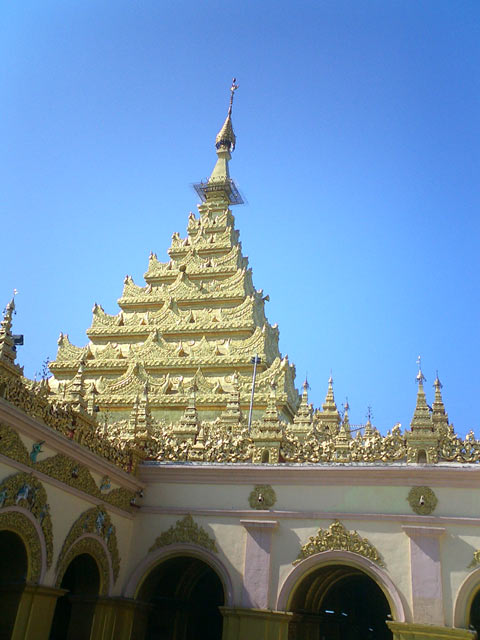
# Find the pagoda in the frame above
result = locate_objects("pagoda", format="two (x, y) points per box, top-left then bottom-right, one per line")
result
(48, 81), (300, 437)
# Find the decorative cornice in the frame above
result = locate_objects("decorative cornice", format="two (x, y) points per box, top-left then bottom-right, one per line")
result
(0, 399), (142, 491)
(138, 462), (480, 489)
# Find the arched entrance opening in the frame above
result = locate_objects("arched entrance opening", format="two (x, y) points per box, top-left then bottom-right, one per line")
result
(469, 589), (480, 634)
(136, 555), (225, 640)
(288, 564), (392, 640)
(0, 530), (28, 640)
(49, 553), (100, 640)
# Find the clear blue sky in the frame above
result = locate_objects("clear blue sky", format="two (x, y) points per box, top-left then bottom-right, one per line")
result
(1, 1), (479, 437)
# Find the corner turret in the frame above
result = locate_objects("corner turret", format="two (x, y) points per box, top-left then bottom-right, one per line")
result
(0, 296), (23, 376)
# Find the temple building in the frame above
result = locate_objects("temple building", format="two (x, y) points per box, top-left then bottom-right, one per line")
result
(2, 82), (480, 640)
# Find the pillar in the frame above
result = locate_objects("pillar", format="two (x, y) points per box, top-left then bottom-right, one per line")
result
(11, 584), (66, 640)
(221, 607), (294, 640)
(240, 519), (278, 609)
(403, 525), (445, 625)
(387, 621), (475, 639)
(90, 597), (151, 640)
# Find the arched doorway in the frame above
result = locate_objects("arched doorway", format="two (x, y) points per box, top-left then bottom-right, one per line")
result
(49, 553), (100, 640)
(135, 555), (225, 640)
(288, 564), (392, 640)
(0, 530), (28, 640)
(469, 589), (480, 634)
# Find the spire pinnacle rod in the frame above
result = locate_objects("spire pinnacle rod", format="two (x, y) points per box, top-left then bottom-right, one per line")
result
(228, 77), (239, 116)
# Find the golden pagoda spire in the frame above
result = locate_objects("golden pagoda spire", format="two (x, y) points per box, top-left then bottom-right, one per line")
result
(432, 372), (449, 432)
(194, 78), (243, 205)
(292, 378), (313, 438)
(410, 358), (433, 432)
(0, 294), (22, 375)
(0, 298), (17, 366)
(68, 362), (87, 413)
(317, 375), (341, 431)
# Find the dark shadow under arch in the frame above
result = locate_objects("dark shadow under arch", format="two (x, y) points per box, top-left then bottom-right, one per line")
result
(288, 564), (392, 640)
(134, 555), (225, 640)
(49, 553), (100, 640)
(469, 588), (480, 635)
(0, 530), (28, 640)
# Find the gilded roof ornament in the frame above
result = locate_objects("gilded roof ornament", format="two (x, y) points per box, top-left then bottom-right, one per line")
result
(0, 294), (23, 374)
(410, 357), (432, 433)
(215, 78), (238, 152)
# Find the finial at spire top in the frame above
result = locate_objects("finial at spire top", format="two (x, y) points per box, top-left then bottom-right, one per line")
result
(215, 78), (238, 153)
(228, 77), (239, 116)
(416, 355), (426, 384)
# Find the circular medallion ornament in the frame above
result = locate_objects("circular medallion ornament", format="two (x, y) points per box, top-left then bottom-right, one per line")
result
(407, 486), (438, 515)
(248, 484), (276, 510)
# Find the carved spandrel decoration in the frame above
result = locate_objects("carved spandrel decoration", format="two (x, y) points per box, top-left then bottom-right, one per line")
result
(0, 421), (30, 465)
(149, 514), (217, 553)
(56, 505), (120, 583)
(249, 484), (277, 510)
(0, 423), (135, 511)
(55, 536), (111, 595)
(0, 511), (42, 581)
(407, 486), (438, 515)
(294, 520), (385, 567)
(469, 550), (480, 569)
(0, 471), (53, 568)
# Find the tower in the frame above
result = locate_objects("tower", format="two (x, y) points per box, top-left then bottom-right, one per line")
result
(48, 82), (300, 444)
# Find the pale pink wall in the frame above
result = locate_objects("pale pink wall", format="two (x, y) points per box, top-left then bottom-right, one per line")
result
(403, 525), (445, 625)
(240, 519), (278, 609)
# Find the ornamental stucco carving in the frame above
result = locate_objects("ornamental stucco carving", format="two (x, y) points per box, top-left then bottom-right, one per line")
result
(0, 511), (42, 581)
(149, 514), (217, 553)
(407, 486), (438, 515)
(0, 374), (132, 471)
(0, 423), (135, 511)
(0, 421), (30, 465)
(294, 520), (385, 567)
(56, 506), (120, 583)
(249, 485), (277, 510)
(0, 471), (53, 568)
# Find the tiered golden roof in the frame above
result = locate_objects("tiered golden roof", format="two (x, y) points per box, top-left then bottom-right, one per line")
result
(48, 82), (300, 440)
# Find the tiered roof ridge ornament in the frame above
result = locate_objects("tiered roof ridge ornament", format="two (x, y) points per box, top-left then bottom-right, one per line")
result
(194, 78), (244, 205)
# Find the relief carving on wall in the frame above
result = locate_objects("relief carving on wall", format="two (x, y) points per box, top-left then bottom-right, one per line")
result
(407, 486), (438, 515)
(0, 423), (135, 512)
(56, 505), (120, 585)
(294, 520), (385, 567)
(149, 514), (217, 553)
(0, 471), (53, 568)
(55, 536), (111, 595)
(248, 484), (276, 510)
